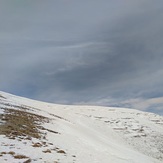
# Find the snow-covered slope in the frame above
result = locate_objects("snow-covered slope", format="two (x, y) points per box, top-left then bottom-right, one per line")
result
(0, 91), (163, 163)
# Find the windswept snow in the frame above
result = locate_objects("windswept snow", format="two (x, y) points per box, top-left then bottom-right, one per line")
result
(0, 91), (163, 163)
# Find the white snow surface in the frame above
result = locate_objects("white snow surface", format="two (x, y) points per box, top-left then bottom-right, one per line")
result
(0, 91), (163, 163)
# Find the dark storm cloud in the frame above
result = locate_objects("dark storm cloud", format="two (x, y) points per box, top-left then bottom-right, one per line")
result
(0, 0), (163, 114)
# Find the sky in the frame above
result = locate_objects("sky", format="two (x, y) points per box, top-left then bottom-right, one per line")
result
(0, 0), (163, 115)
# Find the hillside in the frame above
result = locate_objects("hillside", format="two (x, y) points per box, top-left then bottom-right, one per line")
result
(0, 91), (163, 163)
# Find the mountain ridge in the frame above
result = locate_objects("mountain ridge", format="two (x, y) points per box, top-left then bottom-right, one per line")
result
(0, 91), (163, 163)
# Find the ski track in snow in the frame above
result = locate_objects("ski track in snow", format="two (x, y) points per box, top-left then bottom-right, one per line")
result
(0, 91), (163, 163)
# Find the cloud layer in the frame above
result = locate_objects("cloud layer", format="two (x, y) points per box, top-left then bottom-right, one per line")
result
(0, 0), (163, 115)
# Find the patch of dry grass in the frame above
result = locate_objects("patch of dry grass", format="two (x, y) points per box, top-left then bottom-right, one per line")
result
(0, 151), (31, 162)
(14, 154), (29, 159)
(42, 149), (51, 153)
(32, 142), (43, 147)
(57, 150), (66, 154)
(23, 158), (32, 163)
(0, 108), (48, 139)
(8, 151), (15, 155)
